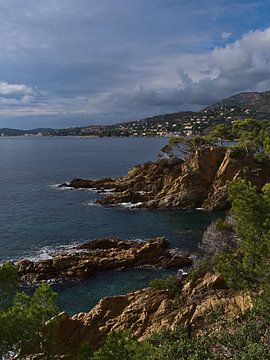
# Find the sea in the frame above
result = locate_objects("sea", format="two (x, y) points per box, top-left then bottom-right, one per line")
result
(0, 136), (221, 314)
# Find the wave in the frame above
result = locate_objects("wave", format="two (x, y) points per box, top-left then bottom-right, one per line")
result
(49, 184), (74, 191)
(117, 202), (144, 209)
(49, 184), (116, 194)
(97, 188), (116, 194)
(20, 242), (84, 262)
(82, 200), (100, 207)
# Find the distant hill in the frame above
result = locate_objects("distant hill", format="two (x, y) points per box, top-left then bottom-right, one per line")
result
(2, 90), (270, 137)
(0, 128), (53, 136)
(205, 90), (270, 116)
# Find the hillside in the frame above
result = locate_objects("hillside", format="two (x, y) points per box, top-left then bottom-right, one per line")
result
(0, 128), (53, 137)
(206, 90), (270, 114)
(2, 90), (270, 137)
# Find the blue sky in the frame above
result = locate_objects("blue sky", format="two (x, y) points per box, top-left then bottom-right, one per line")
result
(1, 0), (270, 128)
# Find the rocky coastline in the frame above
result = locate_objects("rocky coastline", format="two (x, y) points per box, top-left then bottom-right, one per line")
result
(20, 272), (253, 358)
(15, 237), (193, 285)
(10, 146), (270, 359)
(61, 147), (270, 211)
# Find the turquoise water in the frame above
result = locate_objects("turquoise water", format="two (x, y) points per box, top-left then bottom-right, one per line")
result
(0, 137), (221, 314)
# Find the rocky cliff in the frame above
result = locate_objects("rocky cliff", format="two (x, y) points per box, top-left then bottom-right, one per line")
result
(15, 237), (192, 284)
(21, 272), (253, 358)
(64, 147), (270, 211)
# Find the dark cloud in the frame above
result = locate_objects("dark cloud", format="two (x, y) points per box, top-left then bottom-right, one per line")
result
(0, 0), (270, 127)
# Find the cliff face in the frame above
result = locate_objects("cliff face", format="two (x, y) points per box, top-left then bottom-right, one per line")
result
(66, 147), (270, 211)
(21, 273), (253, 358)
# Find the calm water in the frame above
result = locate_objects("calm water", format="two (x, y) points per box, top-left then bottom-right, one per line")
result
(0, 137), (220, 313)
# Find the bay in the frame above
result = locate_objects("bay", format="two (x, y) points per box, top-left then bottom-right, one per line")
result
(0, 137), (221, 313)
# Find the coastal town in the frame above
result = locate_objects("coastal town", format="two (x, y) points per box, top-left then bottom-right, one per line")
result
(0, 100), (258, 138)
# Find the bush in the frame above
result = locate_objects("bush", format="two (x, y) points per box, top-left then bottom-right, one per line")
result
(215, 179), (270, 290)
(90, 330), (156, 360)
(148, 326), (214, 360)
(89, 293), (270, 360)
(0, 263), (58, 358)
(214, 218), (234, 232)
(150, 275), (180, 299)
(186, 257), (215, 284)
(200, 217), (238, 256)
(0, 263), (18, 311)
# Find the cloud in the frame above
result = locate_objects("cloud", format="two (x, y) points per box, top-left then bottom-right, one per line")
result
(221, 32), (232, 40)
(1, 1), (270, 127)
(0, 81), (39, 112)
(89, 26), (270, 118)
(0, 81), (34, 96)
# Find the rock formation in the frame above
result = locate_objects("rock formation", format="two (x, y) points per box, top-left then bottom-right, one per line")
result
(63, 147), (270, 211)
(15, 237), (192, 284)
(20, 272), (253, 358)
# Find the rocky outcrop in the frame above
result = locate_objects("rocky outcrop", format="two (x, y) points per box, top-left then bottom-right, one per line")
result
(64, 147), (270, 211)
(21, 273), (253, 358)
(15, 237), (192, 284)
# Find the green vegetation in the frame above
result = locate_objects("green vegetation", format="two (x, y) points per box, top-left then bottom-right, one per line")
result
(85, 177), (270, 359)
(0, 263), (18, 311)
(205, 123), (232, 145)
(216, 178), (270, 290)
(162, 118), (270, 160)
(81, 293), (270, 359)
(161, 135), (212, 158)
(214, 218), (234, 232)
(1, 178), (269, 359)
(150, 275), (180, 299)
(186, 256), (215, 284)
(89, 330), (155, 360)
(0, 264), (58, 358)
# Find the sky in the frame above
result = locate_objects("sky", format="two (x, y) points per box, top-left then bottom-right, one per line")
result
(1, 0), (270, 129)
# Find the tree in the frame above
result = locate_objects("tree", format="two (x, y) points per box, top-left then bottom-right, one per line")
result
(216, 179), (270, 289)
(0, 264), (58, 358)
(0, 263), (18, 311)
(161, 135), (212, 159)
(90, 330), (155, 360)
(205, 124), (232, 146)
(161, 136), (188, 159)
(263, 135), (270, 157)
(232, 119), (266, 156)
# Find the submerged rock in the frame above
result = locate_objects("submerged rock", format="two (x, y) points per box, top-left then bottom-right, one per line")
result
(15, 237), (192, 284)
(65, 147), (270, 211)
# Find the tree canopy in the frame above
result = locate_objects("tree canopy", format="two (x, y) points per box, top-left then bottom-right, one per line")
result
(0, 264), (58, 358)
(216, 178), (270, 290)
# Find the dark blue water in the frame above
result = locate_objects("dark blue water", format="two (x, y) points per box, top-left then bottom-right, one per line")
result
(0, 137), (220, 314)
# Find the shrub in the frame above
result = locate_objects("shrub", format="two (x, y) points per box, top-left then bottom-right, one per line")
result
(150, 275), (180, 299)
(214, 218), (234, 232)
(0, 263), (58, 358)
(186, 257), (215, 284)
(215, 179), (270, 290)
(200, 217), (238, 256)
(90, 330), (156, 360)
(145, 326), (214, 360)
(0, 263), (18, 311)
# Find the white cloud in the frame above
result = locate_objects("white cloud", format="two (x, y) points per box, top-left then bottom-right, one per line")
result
(97, 27), (270, 113)
(2, 27), (270, 124)
(0, 81), (34, 96)
(221, 31), (232, 40)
